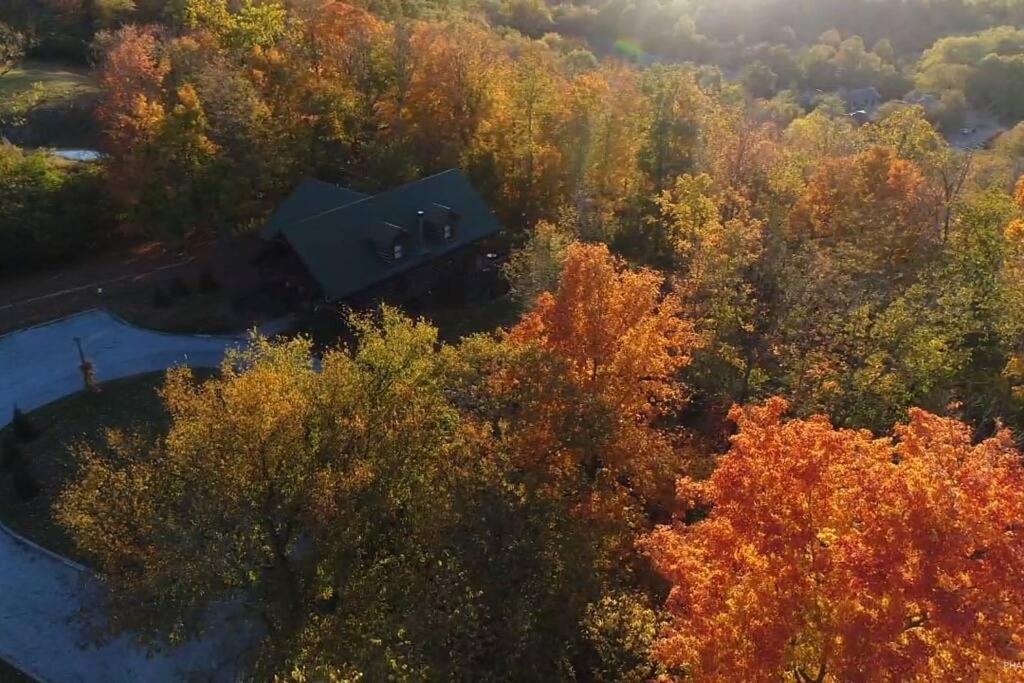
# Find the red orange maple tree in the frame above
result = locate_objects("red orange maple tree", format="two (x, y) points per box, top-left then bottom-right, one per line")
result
(789, 145), (939, 268)
(502, 242), (701, 512)
(643, 397), (1024, 681)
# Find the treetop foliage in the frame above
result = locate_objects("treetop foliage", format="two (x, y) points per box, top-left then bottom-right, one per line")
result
(644, 397), (1024, 681)
(18, 0), (1024, 678)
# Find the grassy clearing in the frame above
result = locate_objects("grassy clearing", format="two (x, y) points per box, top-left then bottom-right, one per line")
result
(0, 293), (513, 561)
(0, 372), (194, 560)
(107, 286), (256, 335)
(0, 658), (32, 682)
(0, 60), (97, 109)
(299, 294), (522, 351)
(426, 294), (522, 343)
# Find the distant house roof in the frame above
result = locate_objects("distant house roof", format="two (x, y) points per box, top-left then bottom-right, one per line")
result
(268, 169), (501, 300)
(904, 90), (938, 104)
(843, 86), (881, 107)
(262, 178), (369, 238)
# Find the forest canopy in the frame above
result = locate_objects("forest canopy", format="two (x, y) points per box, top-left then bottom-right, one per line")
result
(2, 0), (1024, 679)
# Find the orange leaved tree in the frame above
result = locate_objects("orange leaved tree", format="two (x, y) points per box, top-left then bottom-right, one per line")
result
(789, 145), (939, 270)
(643, 397), (1024, 681)
(502, 242), (701, 514)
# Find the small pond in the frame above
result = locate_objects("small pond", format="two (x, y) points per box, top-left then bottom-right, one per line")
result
(50, 149), (104, 162)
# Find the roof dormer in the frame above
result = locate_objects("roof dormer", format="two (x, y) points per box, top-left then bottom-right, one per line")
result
(369, 221), (410, 263)
(420, 203), (460, 245)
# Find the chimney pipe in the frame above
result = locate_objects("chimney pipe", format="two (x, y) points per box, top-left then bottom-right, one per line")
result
(416, 210), (426, 252)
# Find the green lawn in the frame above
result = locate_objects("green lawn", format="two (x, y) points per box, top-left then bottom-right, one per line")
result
(0, 60), (97, 123)
(300, 295), (522, 351)
(0, 59), (96, 103)
(426, 295), (522, 343)
(108, 286), (258, 335)
(0, 372), (184, 560)
(0, 658), (32, 682)
(0, 290), (516, 562)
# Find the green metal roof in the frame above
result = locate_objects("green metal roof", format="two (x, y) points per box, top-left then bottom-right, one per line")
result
(262, 178), (368, 238)
(274, 169), (501, 300)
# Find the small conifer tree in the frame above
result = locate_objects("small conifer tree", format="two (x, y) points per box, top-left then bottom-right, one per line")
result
(153, 286), (173, 308)
(12, 458), (39, 500)
(2, 436), (22, 471)
(199, 270), (221, 292)
(169, 277), (192, 298)
(11, 406), (38, 442)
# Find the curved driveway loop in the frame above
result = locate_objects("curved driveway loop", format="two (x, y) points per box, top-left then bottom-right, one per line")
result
(0, 309), (289, 682)
(0, 530), (252, 682)
(1, 309), (290, 424)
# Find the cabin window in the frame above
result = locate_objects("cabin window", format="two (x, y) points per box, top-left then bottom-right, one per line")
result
(443, 224), (453, 240)
(393, 242), (404, 260)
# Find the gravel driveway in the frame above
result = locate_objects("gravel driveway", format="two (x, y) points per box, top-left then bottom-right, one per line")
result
(0, 309), (290, 681)
(1, 309), (290, 424)
(0, 529), (252, 682)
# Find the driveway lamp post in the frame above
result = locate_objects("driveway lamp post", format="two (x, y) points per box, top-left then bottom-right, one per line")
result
(73, 337), (86, 365)
(73, 336), (100, 393)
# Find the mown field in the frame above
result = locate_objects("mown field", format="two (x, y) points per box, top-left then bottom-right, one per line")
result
(0, 59), (96, 111)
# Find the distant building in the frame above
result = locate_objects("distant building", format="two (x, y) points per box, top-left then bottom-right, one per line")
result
(903, 91), (939, 110)
(258, 169), (501, 310)
(842, 86), (882, 112)
(848, 110), (871, 126)
(797, 89), (825, 110)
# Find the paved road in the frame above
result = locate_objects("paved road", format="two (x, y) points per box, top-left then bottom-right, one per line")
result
(0, 310), (289, 681)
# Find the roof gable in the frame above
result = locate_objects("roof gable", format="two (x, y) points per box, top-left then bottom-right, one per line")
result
(278, 169), (501, 300)
(262, 178), (368, 238)
(843, 86), (881, 102)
